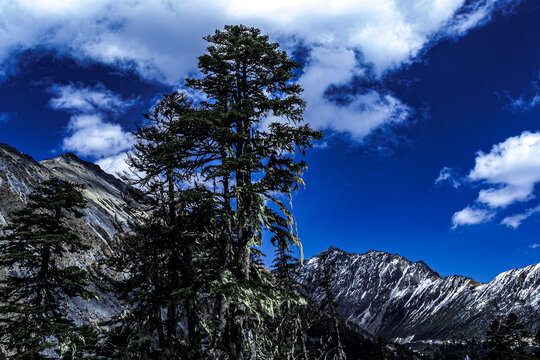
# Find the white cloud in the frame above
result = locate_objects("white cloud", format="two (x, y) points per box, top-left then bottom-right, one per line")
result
(451, 206), (494, 229)
(449, 131), (540, 229)
(435, 166), (461, 188)
(507, 71), (540, 112)
(476, 186), (533, 208)
(468, 131), (540, 208)
(46, 83), (135, 174)
(501, 205), (540, 229)
(530, 243), (540, 249)
(95, 152), (131, 177)
(501, 213), (528, 229)
(62, 114), (133, 158)
(0, 0), (521, 141)
(298, 46), (412, 140)
(48, 83), (136, 114)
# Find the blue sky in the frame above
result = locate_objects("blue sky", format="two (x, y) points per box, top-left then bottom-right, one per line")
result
(0, 0), (539, 282)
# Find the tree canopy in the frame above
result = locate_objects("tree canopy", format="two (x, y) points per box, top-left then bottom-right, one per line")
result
(0, 178), (98, 359)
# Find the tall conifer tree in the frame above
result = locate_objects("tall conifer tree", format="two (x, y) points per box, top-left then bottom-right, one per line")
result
(318, 252), (346, 360)
(105, 25), (321, 359)
(186, 24), (322, 359)
(0, 178), (97, 359)
(106, 92), (215, 358)
(271, 229), (309, 360)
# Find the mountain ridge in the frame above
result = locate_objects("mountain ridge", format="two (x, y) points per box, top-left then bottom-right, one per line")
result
(0, 143), (427, 359)
(0, 143), (136, 326)
(318, 246), (492, 284)
(1, 143), (539, 348)
(297, 246), (540, 342)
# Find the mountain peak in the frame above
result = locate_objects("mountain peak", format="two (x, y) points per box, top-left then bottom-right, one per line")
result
(0, 143), (40, 165)
(40, 153), (129, 194)
(0, 142), (20, 153)
(366, 249), (387, 255)
(43, 152), (96, 169)
(57, 152), (85, 162)
(297, 247), (540, 341)
(319, 245), (347, 257)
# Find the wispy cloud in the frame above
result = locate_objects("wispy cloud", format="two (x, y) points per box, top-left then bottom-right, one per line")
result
(48, 83), (137, 115)
(501, 205), (540, 229)
(0, 112), (12, 126)
(530, 243), (540, 249)
(0, 0), (524, 142)
(451, 206), (495, 229)
(435, 166), (462, 189)
(500, 70), (540, 112)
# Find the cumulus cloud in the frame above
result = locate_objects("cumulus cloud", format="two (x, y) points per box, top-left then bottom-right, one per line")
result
(468, 131), (540, 208)
(95, 152), (131, 177)
(0, 0), (501, 80)
(0, 0), (522, 141)
(435, 166), (462, 188)
(298, 46), (412, 140)
(62, 114), (133, 158)
(48, 83), (137, 114)
(451, 206), (494, 229)
(449, 131), (540, 229)
(46, 83), (134, 176)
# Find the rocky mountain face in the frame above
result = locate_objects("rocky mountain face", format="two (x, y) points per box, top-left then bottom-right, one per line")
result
(0, 143), (138, 326)
(0, 144), (422, 360)
(296, 246), (540, 342)
(1, 142), (538, 350)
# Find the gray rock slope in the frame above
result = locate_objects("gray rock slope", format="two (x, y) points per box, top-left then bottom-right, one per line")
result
(296, 246), (540, 342)
(2, 143), (539, 343)
(0, 143), (139, 325)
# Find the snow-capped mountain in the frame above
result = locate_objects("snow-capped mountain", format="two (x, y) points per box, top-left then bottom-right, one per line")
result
(0, 144), (426, 359)
(1, 142), (538, 345)
(296, 246), (540, 342)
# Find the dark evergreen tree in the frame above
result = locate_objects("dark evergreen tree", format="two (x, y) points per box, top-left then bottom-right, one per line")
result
(484, 319), (510, 360)
(103, 92), (215, 359)
(504, 313), (530, 360)
(484, 313), (531, 360)
(533, 328), (540, 360)
(316, 252), (346, 360)
(372, 337), (390, 360)
(186, 24), (322, 359)
(102, 25), (320, 360)
(270, 225), (309, 360)
(0, 178), (97, 359)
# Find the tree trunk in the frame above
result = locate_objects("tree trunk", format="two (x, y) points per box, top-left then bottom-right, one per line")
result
(184, 245), (201, 357)
(35, 244), (50, 309)
(233, 114), (255, 359)
(297, 317), (309, 360)
(214, 164), (233, 355)
(166, 167), (178, 345)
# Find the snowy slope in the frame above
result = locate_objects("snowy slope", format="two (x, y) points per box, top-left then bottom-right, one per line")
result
(2, 143), (539, 343)
(296, 246), (540, 341)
